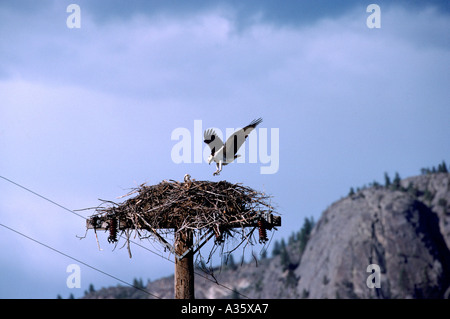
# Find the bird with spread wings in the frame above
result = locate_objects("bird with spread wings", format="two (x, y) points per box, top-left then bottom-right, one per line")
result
(203, 118), (262, 176)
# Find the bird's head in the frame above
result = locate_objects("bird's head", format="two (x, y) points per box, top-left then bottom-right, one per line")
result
(207, 155), (214, 164)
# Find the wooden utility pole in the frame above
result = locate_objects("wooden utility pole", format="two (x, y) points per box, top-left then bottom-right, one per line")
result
(174, 229), (195, 299)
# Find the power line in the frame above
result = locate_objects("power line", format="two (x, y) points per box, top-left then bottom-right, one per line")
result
(0, 175), (85, 220)
(0, 175), (251, 299)
(0, 222), (161, 299)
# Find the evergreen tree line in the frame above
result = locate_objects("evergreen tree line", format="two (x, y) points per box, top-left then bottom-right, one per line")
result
(420, 160), (449, 175)
(56, 278), (147, 299)
(218, 216), (315, 272)
(348, 160), (449, 197)
(271, 217), (315, 271)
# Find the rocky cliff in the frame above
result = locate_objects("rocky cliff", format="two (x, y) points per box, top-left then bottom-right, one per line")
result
(296, 172), (450, 299)
(83, 172), (450, 299)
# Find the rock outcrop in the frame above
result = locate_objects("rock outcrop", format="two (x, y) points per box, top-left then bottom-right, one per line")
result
(296, 173), (450, 298)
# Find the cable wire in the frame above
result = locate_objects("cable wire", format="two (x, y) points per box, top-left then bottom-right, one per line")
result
(0, 222), (161, 299)
(0, 175), (85, 219)
(0, 175), (251, 299)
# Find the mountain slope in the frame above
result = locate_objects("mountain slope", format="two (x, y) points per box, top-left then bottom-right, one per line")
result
(296, 172), (450, 298)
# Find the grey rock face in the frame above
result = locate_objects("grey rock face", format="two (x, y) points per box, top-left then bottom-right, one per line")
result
(296, 173), (450, 298)
(401, 173), (450, 249)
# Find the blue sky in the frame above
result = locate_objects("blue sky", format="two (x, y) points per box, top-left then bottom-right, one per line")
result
(1, 0), (449, 298)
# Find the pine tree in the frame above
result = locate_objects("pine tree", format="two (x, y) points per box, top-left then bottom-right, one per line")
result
(279, 239), (290, 271)
(260, 248), (267, 260)
(392, 172), (401, 190)
(132, 277), (144, 289)
(298, 217), (315, 254)
(272, 240), (281, 257)
(372, 180), (381, 188)
(438, 160), (448, 173)
(384, 172), (391, 188)
(226, 254), (237, 270)
(348, 187), (355, 196)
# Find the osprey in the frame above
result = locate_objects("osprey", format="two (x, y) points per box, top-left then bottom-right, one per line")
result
(204, 118), (262, 176)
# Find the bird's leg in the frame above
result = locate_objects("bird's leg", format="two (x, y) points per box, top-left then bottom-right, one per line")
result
(213, 161), (222, 176)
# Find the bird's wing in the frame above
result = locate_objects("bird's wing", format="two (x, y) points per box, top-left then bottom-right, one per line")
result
(224, 118), (262, 158)
(204, 128), (224, 156)
(242, 117), (263, 133)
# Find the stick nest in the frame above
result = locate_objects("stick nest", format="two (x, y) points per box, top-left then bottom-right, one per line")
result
(88, 179), (276, 242)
